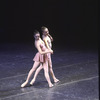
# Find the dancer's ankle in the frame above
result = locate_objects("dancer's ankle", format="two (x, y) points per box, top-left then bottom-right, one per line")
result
(54, 78), (59, 83)
(30, 79), (35, 85)
(49, 83), (54, 88)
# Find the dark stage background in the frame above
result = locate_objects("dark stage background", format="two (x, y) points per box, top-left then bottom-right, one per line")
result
(0, 0), (97, 48)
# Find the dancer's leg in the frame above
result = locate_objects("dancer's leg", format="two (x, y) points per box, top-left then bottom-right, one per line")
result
(48, 54), (59, 83)
(30, 64), (43, 85)
(21, 61), (40, 87)
(43, 60), (53, 87)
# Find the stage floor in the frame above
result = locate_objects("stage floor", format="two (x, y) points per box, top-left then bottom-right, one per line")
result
(0, 43), (98, 100)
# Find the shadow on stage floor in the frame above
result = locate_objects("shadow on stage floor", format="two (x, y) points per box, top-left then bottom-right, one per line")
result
(0, 43), (99, 100)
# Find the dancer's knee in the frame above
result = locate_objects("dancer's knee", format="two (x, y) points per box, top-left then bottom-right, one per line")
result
(49, 64), (52, 69)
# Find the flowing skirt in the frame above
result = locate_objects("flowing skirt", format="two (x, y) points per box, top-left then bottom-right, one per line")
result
(33, 52), (50, 63)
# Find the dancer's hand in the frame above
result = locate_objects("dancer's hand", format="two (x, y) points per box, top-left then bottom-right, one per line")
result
(50, 38), (53, 42)
(48, 34), (53, 42)
(50, 50), (53, 54)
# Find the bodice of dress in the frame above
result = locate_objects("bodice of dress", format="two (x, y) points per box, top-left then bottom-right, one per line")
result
(40, 41), (46, 51)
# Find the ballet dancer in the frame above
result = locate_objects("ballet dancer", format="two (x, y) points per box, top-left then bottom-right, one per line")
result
(21, 30), (54, 88)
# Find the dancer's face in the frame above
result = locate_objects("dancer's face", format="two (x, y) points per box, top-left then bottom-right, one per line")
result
(43, 28), (49, 36)
(34, 33), (40, 40)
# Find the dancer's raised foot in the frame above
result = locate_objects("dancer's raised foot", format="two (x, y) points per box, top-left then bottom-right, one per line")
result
(21, 81), (28, 88)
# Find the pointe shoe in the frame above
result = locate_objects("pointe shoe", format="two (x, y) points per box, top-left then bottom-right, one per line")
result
(21, 81), (28, 88)
(54, 79), (59, 83)
(49, 83), (54, 88)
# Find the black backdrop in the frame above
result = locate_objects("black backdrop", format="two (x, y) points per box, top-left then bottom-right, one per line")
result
(0, 0), (97, 48)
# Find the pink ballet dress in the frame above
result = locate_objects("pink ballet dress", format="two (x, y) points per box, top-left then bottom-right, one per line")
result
(33, 42), (50, 63)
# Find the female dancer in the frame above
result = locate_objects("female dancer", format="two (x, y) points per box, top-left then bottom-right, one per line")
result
(30, 27), (59, 85)
(21, 30), (53, 88)
(42, 26), (59, 82)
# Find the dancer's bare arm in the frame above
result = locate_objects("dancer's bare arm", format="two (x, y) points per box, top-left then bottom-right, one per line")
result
(36, 43), (53, 54)
(48, 34), (53, 42)
(43, 38), (51, 50)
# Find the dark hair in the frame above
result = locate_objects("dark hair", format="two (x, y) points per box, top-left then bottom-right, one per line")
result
(41, 26), (47, 32)
(33, 30), (40, 36)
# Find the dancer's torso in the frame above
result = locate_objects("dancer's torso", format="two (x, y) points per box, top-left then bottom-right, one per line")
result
(42, 35), (52, 49)
(35, 38), (47, 52)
